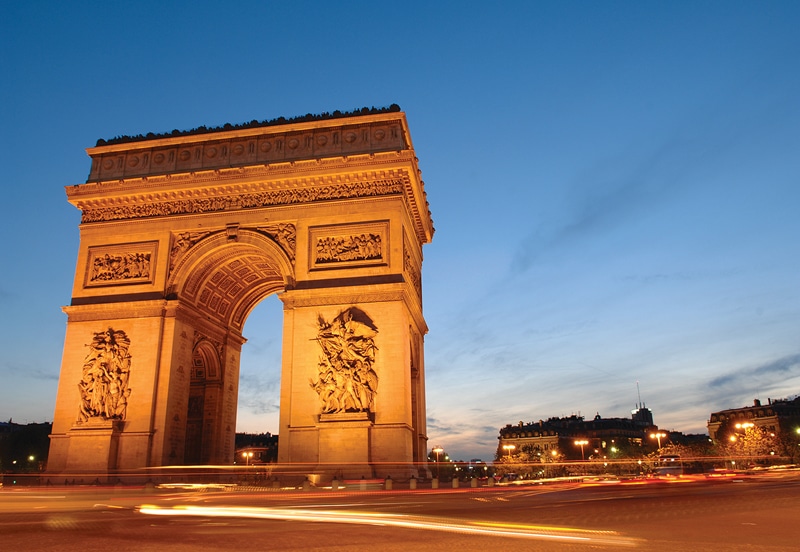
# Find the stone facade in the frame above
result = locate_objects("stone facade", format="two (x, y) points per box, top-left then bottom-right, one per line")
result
(48, 110), (434, 481)
(707, 396), (800, 442)
(498, 407), (658, 461)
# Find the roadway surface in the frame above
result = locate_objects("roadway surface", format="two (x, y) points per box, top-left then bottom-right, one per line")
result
(1, 472), (798, 551)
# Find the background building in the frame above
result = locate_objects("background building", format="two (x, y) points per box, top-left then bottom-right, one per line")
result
(234, 432), (278, 465)
(707, 396), (800, 442)
(497, 406), (660, 461)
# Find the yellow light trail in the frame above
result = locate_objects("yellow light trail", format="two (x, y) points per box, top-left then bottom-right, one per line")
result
(137, 504), (639, 546)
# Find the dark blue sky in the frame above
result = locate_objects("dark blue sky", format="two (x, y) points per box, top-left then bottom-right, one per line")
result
(2, 1), (799, 461)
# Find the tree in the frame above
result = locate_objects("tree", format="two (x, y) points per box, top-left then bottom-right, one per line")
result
(722, 425), (780, 466)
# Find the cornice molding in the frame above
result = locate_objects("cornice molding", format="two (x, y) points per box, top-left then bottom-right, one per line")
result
(62, 300), (172, 321)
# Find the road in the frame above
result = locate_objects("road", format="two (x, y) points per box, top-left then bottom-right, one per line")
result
(1, 472), (798, 551)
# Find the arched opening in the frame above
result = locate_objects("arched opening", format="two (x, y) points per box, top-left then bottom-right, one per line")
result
(237, 294), (283, 436)
(184, 339), (222, 464)
(172, 231), (292, 466)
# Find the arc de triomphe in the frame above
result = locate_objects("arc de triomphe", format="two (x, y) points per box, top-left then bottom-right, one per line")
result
(47, 107), (434, 481)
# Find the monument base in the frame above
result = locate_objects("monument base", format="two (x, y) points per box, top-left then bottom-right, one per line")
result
(315, 414), (374, 481)
(63, 418), (122, 476)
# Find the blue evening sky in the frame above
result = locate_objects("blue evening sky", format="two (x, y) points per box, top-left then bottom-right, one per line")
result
(1, 1), (798, 462)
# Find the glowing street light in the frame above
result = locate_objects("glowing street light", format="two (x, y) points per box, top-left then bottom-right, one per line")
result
(650, 431), (667, 448)
(242, 451), (254, 466)
(432, 446), (444, 478)
(574, 439), (589, 461)
(502, 444), (516, 459)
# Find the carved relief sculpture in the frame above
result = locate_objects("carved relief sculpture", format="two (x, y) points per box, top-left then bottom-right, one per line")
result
(169, 231), (213, 272)
(89, 252), (150, 282)
(403, 239), (422, 299)
(77, 328), (132, 423)
(310, 307), (379, 414)
(315, 233), (382, 264)
(257, 223), (297, 263)
(85, 242), (157, 287)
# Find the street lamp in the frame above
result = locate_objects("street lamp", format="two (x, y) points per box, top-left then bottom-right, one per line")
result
(574, 439), (589, 461)
(432, 446), (443, 478)
(502, 444), (516, 459)
(242, 451), (254, 466)
(650, 431), (667, 449)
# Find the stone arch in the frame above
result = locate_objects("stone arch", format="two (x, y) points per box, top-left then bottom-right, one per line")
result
(169, 229), (294, 332)
(47, 109), (433, 483)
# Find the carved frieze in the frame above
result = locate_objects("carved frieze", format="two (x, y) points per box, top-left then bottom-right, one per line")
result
(85, 242), (157, 287)
(80, 179), (404, 223)
(309, 221), (388, 270)
(77, 328), (132, 423)
(310, 307), (379, 415)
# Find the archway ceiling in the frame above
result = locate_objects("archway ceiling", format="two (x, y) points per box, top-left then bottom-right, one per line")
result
(186, 249), (284, 330)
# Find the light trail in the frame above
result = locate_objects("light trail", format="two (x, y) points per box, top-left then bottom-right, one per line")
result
(137, 504), (639, 546)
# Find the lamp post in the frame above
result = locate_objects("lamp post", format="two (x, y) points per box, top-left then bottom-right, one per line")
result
(432, 446), (443, 478)
(650, 431), (667, 449)
(242, 451), (253, 466)
(502, 444), (516, 459)
(734, 422), (755, 465)
(574, 439), (589, 461)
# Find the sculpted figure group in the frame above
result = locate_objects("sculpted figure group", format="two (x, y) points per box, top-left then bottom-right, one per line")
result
(77, 328), (132, 423)
(315, 233), (382, 264)
(310, 308), (379, 414)
(90, 252), (151, 282)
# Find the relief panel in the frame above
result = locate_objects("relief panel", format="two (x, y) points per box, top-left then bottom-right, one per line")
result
(309, 221), (388, 271)
(84, 241), (158, 287)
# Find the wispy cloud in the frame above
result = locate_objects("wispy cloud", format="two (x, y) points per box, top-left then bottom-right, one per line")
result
(0, 359), (59, 381)
(238, 373), (280, 415)
(707, 353), (800, 401)
(512, 140), (696, 272)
